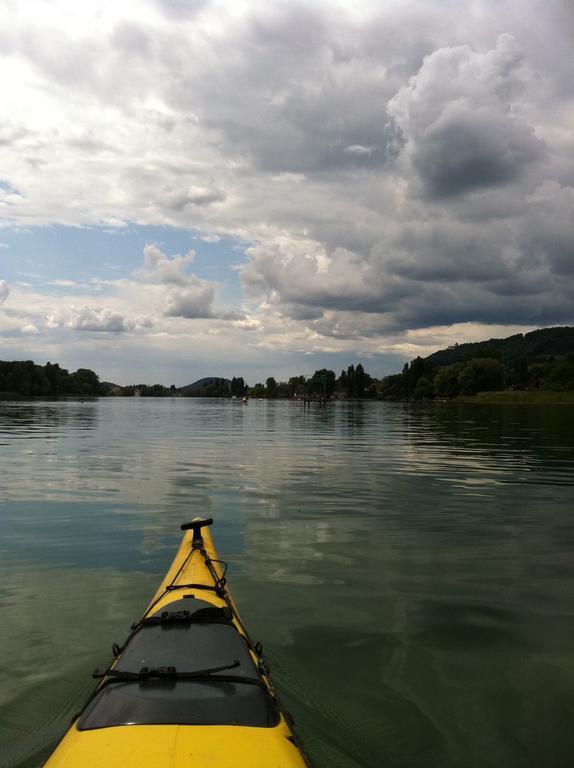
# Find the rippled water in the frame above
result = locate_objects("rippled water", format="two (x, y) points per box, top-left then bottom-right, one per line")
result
(1, 398), (573, 767)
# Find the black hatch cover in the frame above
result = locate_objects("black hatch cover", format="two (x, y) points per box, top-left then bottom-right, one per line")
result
(78, 598), (278, 729)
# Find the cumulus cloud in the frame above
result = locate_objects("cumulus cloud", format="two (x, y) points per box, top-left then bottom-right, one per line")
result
(66, 307), (132, 332)
(232, 27), (574, 338)
(142, 244), (196, 285)
(44, 306), (151, 333)
(0, 0), (573, 370)
(388, 34), (546, 198)
(164, 280), (216, 319)
(411, 105), (544, 198)
(139, 243), (241, 321)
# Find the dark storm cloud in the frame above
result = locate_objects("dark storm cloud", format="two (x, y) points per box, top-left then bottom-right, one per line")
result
(235, 18), (574, 335)
(387, 34), (547, 197)
(308, 274), (574, 340)
(520, 182), (574, 275)
(412, 107), (545, 198)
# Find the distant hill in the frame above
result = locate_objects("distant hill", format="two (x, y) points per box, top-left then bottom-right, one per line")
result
(180, 377), (231, 393)
(424, 327), (574, 369)
(378, 326), (574, 401)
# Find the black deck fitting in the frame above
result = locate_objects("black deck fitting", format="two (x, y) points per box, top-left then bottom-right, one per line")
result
(180, 518), (214, 547)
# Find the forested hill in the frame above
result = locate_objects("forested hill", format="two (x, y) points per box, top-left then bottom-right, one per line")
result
(424, 327), (574, 369)
(379, 326), (574, 401)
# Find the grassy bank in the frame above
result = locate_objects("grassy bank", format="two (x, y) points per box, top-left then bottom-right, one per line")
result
(454, 390), (574, 405)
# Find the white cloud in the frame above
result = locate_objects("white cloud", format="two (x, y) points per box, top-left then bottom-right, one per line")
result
(163, 186), (225, 210)
(0, 1), (573, 380)
(142, 244), (196, 285)
(20, 322), (39, 335)
(48, 279), (77, 287)
(164, 281), (216, 319)
(139, 243), (240, 320)
(0, 280), (9, 303)
(67, 307), (131, 332)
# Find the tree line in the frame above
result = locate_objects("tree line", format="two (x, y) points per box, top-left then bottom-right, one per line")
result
(6, 326), (572, 401)
(378, 349), (574, 400)
(0, 360), (102, 396)
(0, 360), (378, 399)
(187, 365), (376, 399)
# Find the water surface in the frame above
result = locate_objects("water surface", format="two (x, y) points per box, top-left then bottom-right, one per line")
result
(0, 398), (573, 767)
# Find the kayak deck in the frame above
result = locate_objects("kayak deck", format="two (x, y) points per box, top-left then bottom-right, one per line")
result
(44, 519), (309, 768)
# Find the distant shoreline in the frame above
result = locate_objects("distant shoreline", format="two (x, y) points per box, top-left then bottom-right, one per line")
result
(452, 390), (574, 405)
(3, 390), (574, 405)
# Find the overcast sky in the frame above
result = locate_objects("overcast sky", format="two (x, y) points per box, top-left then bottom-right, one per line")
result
(0, 0), (573, 385)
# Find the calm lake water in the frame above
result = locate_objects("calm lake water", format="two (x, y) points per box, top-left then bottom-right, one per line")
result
(1, 397), (574, 768)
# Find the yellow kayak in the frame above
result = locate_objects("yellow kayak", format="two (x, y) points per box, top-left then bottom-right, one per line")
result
(44, 519), (310, 767)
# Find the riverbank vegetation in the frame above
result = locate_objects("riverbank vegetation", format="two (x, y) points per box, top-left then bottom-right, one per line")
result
(0, 360), (378, 400)
(0, 360), (102, 397)
(454, 390), (574, 405)
(3, 327), (573, 402)
(178, 365), (376, 399)
(378, 327), (574, 402)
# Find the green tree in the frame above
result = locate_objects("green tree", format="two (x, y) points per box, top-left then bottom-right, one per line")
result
(543, 354), (574, 391)
(355, 364), (366, 398)
(288, 376), (305, 398)
(377, 373), (405, 400)
(434, 363), (464, 398)
(66, 368), (100, 395)
(248, 382), (266, 398)
(265, 377), (278, 398)
(457, 358), (506, 395)
(311, 369), (336, 397)
(414, 376), (434, 400)
(407, 357), (426, 397)
(511, 356), (529, 388)
(45, 362), (68, 395)
(346, 364), (355, 397)
(139, 384), (170, 397)
(352, 363), (372, 397)
(464, 345), (500, 361)
(276, 381), (290, 398)
(230, 377), (246, 396)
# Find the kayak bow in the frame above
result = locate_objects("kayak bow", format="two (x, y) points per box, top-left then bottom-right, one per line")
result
(44, 518), (309, 767)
